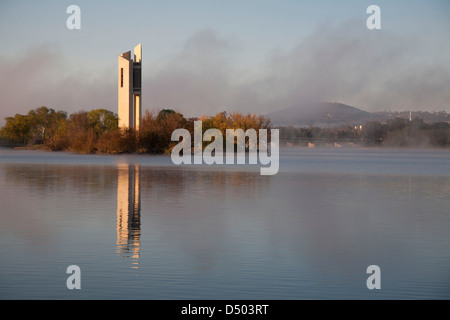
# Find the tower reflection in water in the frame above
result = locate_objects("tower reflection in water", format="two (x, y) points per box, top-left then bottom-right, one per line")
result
(116, 164), (141, 268)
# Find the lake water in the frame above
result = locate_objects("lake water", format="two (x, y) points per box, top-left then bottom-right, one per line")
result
(0, 147), (449, 299)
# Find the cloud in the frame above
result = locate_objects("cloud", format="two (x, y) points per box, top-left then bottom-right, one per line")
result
(144, 22), (450, 116)
(0, 43), (115, 125)
(1, 22), (449, 126)
(245, 20), (450, 113)
(143, 29), (240, 117)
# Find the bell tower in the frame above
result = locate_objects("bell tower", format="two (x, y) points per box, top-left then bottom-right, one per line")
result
(118, 43), (142, 130)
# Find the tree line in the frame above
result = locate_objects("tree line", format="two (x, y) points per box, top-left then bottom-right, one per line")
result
(278, 117), (450, 147)
(0, 107), (271, 153)
(3, 107), (448, 150)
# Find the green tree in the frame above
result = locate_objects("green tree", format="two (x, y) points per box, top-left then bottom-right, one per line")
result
(0, 114), (33, 144)
(27, 106), (67, 144)
(157, 109), (176, 121)
(0, 106), (67, 145)
(87, 109), (118, 135)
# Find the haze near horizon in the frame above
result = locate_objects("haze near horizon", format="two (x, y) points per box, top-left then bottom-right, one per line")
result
(0, 0), (449, 125)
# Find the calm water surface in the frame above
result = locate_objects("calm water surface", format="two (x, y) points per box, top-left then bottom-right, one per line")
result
(0, 147), (449, 299)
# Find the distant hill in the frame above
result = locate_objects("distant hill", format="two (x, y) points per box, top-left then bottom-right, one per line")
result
(266, 102), (449, 127)
(266, 102), (380, 127)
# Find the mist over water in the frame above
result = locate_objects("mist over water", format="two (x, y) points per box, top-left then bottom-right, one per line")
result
(0, 147), (449, 299)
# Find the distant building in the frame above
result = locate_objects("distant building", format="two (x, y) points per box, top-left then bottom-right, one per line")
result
(118, 44), (142, 130)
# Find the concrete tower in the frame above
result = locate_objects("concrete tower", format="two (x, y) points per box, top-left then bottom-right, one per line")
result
(118, 43), (142, 130)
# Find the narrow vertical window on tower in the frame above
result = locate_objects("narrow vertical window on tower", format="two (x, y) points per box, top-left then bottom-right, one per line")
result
(133, 68), (141, 90)
(120, 68), (123, 87)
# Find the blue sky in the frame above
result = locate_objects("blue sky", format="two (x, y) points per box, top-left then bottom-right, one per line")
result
(1, 0), (449, 122)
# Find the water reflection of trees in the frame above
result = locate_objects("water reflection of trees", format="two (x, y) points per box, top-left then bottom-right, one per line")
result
(3, 164), (270, 198)
(2, 163), (272, 271)
(3, 164), (118, 195)
(140, 168), (271, 200)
